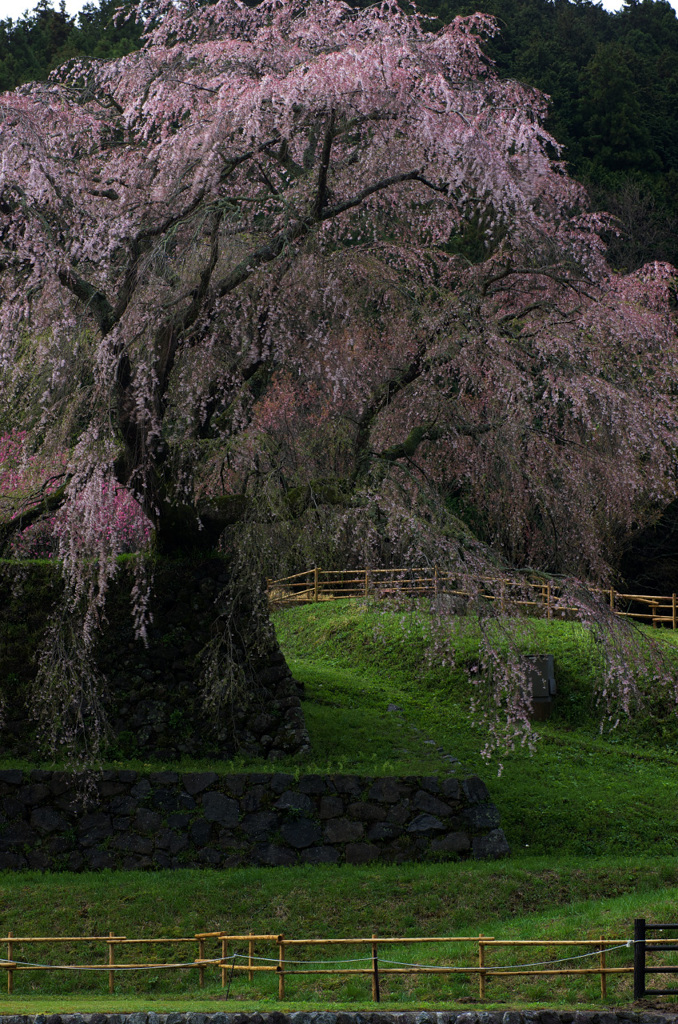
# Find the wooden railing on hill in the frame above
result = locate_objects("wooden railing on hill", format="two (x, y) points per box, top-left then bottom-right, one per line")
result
(266, 567), (678, 628)
(4, 929), (662, 1001)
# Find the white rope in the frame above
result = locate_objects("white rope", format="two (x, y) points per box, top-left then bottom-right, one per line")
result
(0, 957), (224, 972)
(380, 941), (634, 972)
(0, 950), (372, 966)
(0, 940), (634, 975)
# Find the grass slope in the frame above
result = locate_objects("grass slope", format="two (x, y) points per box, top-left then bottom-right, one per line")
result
(273, 602), (678, 857)
(3, 600), (678, 1011)
(2, 858), (678, 1007)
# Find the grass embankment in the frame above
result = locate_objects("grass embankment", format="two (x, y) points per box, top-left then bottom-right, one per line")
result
(274, 601), (678, 858)
(4, 600), (678, 1011)
(2, 857), (678, 1008)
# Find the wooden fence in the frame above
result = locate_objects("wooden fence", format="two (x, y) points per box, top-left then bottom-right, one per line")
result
(5, 930), (672, 1001)
(267, 567), (678, 629)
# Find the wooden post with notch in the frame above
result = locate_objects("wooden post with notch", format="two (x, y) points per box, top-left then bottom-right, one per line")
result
(478, 934), (486, 999)
(108, 931), (115, 994)
(199, 937), (205, 988)
(248, 932), (254, 983)
(278, 934), (285, 1000)
(371, 934), (380, 1003)
(7, 930), (13, 995)
(600, 936), (607, 999)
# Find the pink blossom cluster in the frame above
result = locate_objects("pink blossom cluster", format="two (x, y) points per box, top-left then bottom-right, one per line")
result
(0, 432), (151, 559)
(0, 0), (677, 758)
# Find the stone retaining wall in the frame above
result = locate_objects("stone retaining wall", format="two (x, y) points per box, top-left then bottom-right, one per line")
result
(0, 1010), (674, 1024)
(0, 770), (509, 871)
(0, 558), (308, 761)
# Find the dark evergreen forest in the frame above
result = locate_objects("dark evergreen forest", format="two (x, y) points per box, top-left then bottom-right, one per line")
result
(2, 0), (676, 268)
(0, 0), (140, 90)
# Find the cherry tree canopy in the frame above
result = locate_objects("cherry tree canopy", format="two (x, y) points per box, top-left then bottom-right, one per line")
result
(1, 0), (677, 583)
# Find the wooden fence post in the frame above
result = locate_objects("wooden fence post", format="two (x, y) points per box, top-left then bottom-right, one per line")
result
(7, 930), (13, 995)
(249, 931), (254, 983)
(478, 934), (486, 999)
(673, 593), (677, 630)
(371, 934), (380, 1003)
(314, 567), (319, 603)
(610, 588), (615, 611)
(221, 937), (228, 989)
(199, 937), (205, 989)
(546, 582), (552, 620)
(278, 935), (285, 1000)
(108, 931), (115, 995)
(600, 937), (607, 999)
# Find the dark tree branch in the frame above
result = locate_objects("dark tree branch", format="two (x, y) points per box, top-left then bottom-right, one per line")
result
(310, 110), (335, 220)
(351, 342), (428, 482)
(0, 480), (69, 550)
(58, 267), (116, 334)
(215, 168), (425, 301)
(376, 421), (445, 463)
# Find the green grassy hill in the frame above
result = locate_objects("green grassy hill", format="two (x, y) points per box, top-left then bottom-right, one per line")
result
(274, 601), (678, 858)
(3, 599), (678, 1012)
(3, 857), (678, 1008)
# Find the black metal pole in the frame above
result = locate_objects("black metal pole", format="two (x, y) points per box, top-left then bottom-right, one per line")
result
(634, 918), (646, 1000)
(226, 947), (238, 1000)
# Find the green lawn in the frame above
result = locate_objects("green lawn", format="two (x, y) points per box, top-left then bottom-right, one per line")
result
(3, 599), (678, 1010)
(1, 857), (678, 1008)
(273, 601), (678, 857)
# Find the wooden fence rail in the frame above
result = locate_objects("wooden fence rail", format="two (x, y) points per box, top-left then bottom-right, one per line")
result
(5, 931), (672, 1001)
(266, 568), (678, 629)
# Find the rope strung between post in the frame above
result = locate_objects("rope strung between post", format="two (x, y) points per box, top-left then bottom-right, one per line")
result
(0, 956), (225, 971)
(0, 941), (634, 974)
(380, 941), (634, 972)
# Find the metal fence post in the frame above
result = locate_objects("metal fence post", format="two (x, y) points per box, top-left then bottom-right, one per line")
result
(371, 934), (380, 1003)
(634, 918), (646, 1000)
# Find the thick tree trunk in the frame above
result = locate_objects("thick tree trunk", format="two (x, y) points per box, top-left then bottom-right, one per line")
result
(0, 557), (310, 761)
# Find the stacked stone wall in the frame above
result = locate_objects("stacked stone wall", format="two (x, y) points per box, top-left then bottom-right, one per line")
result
(0, 1010), (671, 1024)
(0, 770), (509, 871)
(0, 558), (308, 760)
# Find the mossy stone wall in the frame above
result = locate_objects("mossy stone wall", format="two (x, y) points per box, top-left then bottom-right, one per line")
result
(0, 558), (309, 761)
